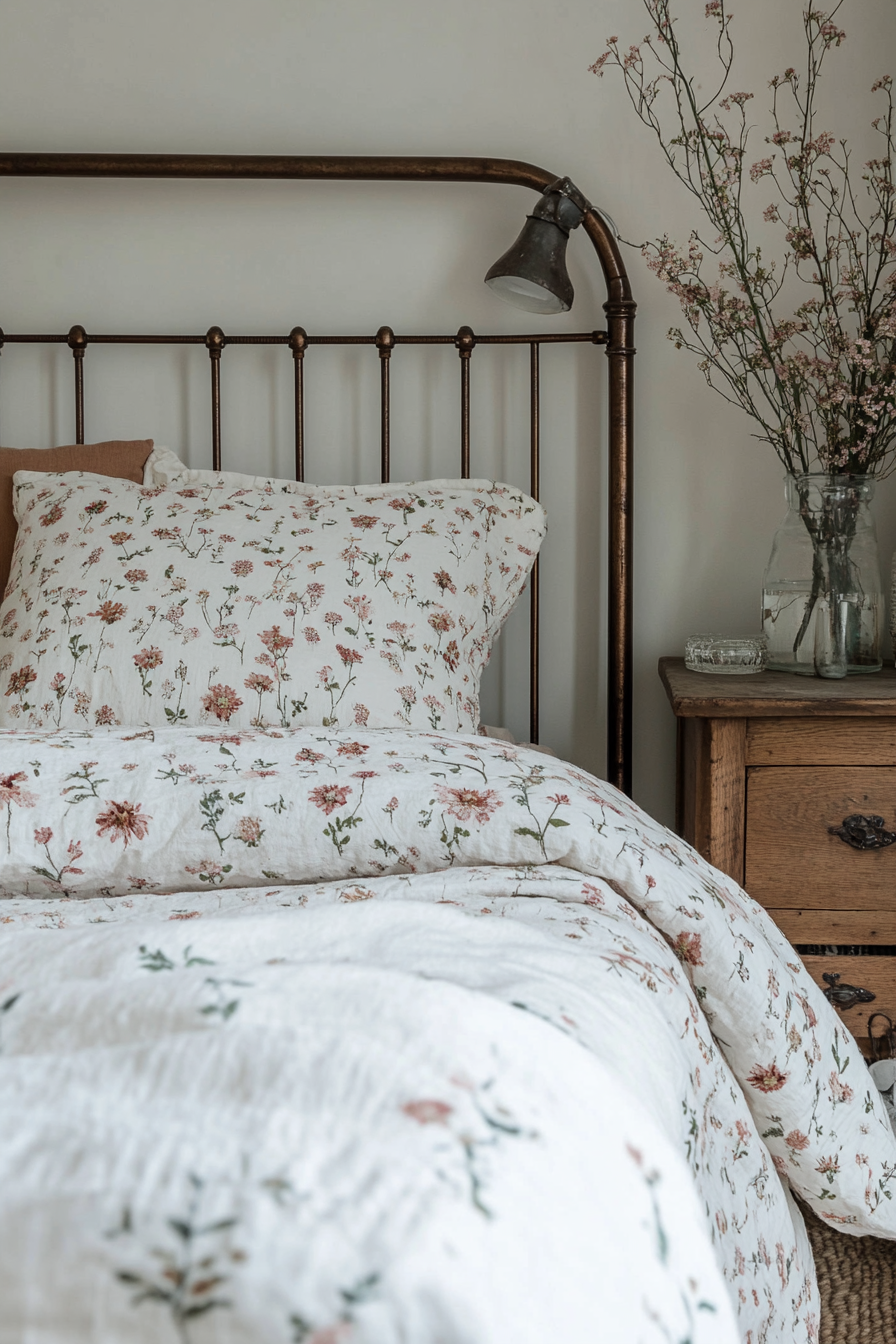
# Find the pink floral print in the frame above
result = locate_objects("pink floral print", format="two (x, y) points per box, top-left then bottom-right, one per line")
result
(0, 465), (545, 733)
(671, 931), (704, 966)
(95, 800), (151, 847)
(5, 667), (36, 697)
(0, 718), (893, 1272)
(746, 1062), (789, 1093)
(309, 783), (352, 815)
(1, 770), (37, 850)
(0, 772), (37, 811)
(134, 648), (163, 670)
(4, 719), (895, 1341)
(435, 785), (503, 825)
(201, 685), (244, 722)
(402, 1099), (453, 1125)
(0, 914), (741, 1343)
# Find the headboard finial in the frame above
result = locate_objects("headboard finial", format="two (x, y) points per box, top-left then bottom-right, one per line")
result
(205, 326), (225, 355)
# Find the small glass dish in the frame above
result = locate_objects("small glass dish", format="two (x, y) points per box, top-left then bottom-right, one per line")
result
(685, 634), (767, 675)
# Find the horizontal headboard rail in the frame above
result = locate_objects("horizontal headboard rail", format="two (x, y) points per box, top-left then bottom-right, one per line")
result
(0, 325), (607, 747)
(0, 152), (634, 793)
(0, 330), (606, 345)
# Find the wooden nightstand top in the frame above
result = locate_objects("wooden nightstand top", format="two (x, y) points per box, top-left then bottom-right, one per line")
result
(659, 656), (896, 717)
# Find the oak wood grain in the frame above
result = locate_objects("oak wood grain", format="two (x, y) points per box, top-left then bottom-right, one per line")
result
(745, 766), (896, 909)
(679, 718), (746, 883)
(660, 656), (896, 717)
(772, 908), (896, 944)
(747, 718), (896, 766)
(800, 954), (896, 1034)
(705, 719), (746, 883)
(679, 717), (702, 858)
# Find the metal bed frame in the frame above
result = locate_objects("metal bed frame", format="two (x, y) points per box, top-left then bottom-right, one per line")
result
(0, 153), (635, 792)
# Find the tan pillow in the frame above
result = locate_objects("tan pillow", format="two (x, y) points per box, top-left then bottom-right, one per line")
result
(0, 440), (153, 596)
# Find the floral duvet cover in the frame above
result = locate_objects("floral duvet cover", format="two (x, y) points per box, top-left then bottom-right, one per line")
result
(2, 726), (895, 1344)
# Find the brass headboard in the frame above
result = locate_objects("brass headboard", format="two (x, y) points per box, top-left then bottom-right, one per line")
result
(0, 153), (636, 794)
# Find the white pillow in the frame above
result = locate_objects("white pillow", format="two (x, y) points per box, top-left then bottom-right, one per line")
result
(0, 464), (544, 734)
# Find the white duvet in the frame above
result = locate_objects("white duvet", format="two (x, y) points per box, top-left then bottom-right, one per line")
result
(2, 725), (895, 1342)
(1, 898), (737, 1344)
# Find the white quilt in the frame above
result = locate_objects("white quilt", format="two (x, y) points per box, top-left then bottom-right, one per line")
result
(2, 725), (895, 1343)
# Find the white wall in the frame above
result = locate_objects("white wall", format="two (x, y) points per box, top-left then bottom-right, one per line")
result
(0, 0), (893, 825)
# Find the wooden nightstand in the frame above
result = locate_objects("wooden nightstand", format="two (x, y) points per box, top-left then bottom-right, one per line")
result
(659, 656), (896, 1050)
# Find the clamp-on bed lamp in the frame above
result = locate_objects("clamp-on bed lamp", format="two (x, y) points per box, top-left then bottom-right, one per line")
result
(485, 177), (592, 314)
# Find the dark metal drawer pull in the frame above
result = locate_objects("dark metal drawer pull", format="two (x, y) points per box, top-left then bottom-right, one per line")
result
(829, 814), (896, 850)
(822, 972), (876, 1009)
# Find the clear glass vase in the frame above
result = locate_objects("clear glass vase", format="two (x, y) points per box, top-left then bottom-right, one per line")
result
(762, 474), (883, 678)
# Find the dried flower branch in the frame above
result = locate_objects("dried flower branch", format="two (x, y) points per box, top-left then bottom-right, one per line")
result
(591, 1), (896, 477)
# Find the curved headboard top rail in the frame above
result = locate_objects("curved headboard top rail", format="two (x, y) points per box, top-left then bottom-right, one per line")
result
(0, 154), (632, 303)
(0, 151), (635, 795)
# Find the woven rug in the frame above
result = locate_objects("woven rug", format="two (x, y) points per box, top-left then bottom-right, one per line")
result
(802, 1202), (896, 1343)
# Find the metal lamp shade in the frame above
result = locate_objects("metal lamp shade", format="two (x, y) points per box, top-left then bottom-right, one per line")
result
(484, 216), (574, 314)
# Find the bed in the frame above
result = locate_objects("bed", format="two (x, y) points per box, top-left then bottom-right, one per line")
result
(0, 152), (894, 1344)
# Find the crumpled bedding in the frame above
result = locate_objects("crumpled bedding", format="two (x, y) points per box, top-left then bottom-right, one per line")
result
(3, 724), (895, 1342)
(0, 898), (738, 1344)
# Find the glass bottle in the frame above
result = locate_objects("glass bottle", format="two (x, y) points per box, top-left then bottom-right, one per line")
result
(762, 474), (883, 677)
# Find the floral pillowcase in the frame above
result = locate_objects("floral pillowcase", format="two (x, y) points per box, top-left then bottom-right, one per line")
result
(0, 464), (545, 733)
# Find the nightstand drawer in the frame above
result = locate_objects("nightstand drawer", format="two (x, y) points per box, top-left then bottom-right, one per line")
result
(800, 954), (896, 1036)
(772, 908), (896, 944)
(745, 766), (896, 909)
(747, 717), (896, 766)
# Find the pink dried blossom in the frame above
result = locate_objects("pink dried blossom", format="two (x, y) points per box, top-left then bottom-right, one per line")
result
(592, 0), (896, 478)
